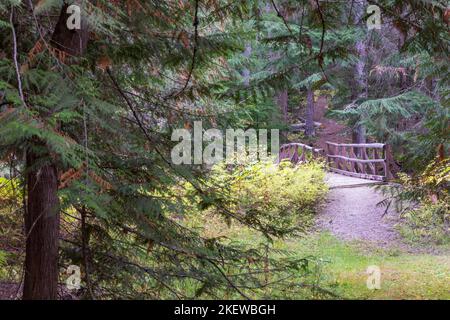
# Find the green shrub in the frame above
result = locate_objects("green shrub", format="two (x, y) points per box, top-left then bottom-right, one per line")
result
(0, 250), (6, 279)
(380, 158), (449, 246)
(184, 158), (328, 238)
(0, 177), (22, 206)
(399, 200), (449, 245)
(0, 178), (23, 253)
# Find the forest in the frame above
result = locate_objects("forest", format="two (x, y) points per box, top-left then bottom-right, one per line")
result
(0, 0), (448, 301)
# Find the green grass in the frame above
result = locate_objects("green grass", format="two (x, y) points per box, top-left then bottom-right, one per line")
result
(281, 232), (450, 300)
(189, 209), (450, 299)
(0, 250), (8, 280)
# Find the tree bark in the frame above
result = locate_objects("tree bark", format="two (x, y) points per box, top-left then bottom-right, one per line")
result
(305, 88), (315, 137)
(354, 124), (366, 144)
(353, 1), (368, 145)
(22, 1), (89, 299)
(242, 43), (252, 86)
(276, 90), (288, 124)
(23, 147), (60, 300)
(51, 3), (89, 57)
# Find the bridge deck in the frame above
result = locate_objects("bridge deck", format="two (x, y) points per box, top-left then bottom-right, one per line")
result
(325, 172), (385, 189)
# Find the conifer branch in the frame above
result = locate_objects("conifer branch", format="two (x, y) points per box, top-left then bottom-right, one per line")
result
(270, 0), (294, 35)
(175, 0), (200, 97)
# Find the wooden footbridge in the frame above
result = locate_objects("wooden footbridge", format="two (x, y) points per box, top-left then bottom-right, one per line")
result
(279, 141), (392, 181)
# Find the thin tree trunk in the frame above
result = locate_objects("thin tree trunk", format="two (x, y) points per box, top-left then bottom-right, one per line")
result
(23, 147), (60, 300)
(268, 44), (289, 135)
(305, 88), (315, 137)
(353, 1), (368, 145)
(242, 43), (252, 86)
(354, 124), (366, 144)
(276, 90), (288, 124)
(80, 206), (95, 299)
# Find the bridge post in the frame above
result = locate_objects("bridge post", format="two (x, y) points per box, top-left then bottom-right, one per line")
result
(384, 144), (394, 180)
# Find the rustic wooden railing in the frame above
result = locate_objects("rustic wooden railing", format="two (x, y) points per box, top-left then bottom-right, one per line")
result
(278, 143), (323, 164)
(326, 142), (391, 181)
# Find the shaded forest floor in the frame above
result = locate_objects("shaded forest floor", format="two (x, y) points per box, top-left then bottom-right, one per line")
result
(0, 282), (16, 300)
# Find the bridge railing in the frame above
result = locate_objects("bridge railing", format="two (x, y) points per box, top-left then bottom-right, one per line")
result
(278, 143), (323, 164)
(325, 142), (391, 181)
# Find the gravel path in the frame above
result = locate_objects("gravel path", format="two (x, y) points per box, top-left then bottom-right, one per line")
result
(316, 173), (402, 247)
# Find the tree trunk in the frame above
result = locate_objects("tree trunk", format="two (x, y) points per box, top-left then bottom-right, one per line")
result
(353, 1), (368, 145)
(23, 147), (60, 300)
(277, 90), (288, 124)
(305, 88), (315, 137)
(51, 3), (89, 57)
(354, 124), (366, 144)
(22, 1), (88, 299)
(242, 43), (252, 86)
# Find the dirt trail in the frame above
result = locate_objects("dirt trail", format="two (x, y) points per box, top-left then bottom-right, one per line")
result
(312, 96), (352, 151)
(316, 173), (402, 247)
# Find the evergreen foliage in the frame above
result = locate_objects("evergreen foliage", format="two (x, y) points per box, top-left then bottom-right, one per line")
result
(0, 0), (448, 300)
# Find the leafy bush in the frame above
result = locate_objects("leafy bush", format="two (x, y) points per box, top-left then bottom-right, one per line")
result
(175, 159), (331, 299)
(0, 250), (6, 280)
(379, 157), (449, 245)
(0, 177), (21, 206)
(0, 178), (23, 251)
(184, 158), (328, 238)
(399, 200), (449, 245)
